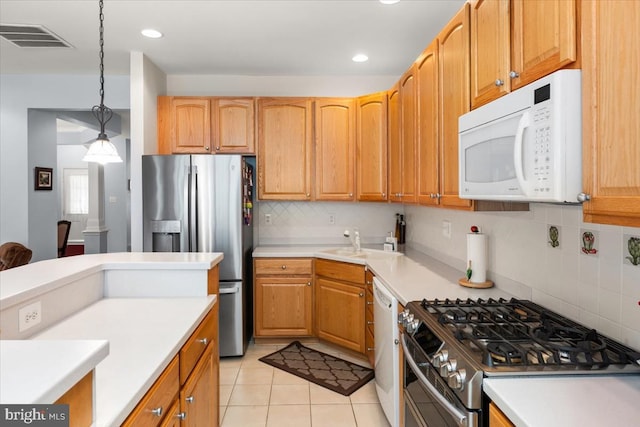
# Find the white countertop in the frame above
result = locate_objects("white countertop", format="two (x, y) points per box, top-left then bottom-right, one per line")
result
(0, 339), (109, 404)
(0, 252), (223, 309)
(30, 297), (216, 427)
(484, 375), (640, 427)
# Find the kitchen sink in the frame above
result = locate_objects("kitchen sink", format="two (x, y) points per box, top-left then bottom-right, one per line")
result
(319, 247), (401, 260)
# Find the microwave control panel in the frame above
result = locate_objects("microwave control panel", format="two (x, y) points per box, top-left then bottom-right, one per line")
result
(532, 104), (553, 194)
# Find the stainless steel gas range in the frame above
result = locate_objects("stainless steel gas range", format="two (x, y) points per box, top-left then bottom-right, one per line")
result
(399, 298), (640, 427)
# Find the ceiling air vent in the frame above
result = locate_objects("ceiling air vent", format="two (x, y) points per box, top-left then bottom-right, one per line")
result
(0, 24), (73, 48)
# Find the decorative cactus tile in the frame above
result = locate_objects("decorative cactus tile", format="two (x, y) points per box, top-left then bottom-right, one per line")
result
(624, 234), (640, 266)
(580, 228), (599, 256)
(548, 224), (561, 248)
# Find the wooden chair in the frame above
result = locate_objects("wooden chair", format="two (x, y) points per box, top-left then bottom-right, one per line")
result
(0, 242), (33, 270)
(57, 220), (71, 258)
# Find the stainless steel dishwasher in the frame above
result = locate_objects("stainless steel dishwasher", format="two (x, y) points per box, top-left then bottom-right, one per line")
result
(373, 277), (400, 427)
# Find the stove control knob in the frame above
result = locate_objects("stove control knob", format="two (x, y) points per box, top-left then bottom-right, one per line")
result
(431, 350), (449, 368)
(398, 309), (411, 325)
(448, 369), (467, 390)
(406, 318), (420, 334)
(440, 358), (457, 377)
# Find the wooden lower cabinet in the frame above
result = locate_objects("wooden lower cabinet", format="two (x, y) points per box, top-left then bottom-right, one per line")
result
(315, 259), (366, 353)
(254, 258), (314, 337)
(122, 307), (219, 427)
(489, 402), (515, 427)
(365, 269), (375, 367)
(54, 371), (93, 427)
(180, 344), (216, 427)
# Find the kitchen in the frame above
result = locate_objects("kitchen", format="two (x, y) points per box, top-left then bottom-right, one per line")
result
(1, 0), (640, 426)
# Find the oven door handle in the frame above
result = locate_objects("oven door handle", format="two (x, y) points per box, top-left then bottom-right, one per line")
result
(401, 334), (468, 426)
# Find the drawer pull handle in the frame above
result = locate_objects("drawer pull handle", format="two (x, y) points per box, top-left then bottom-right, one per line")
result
(281, 265), (287, 270)
(186, 395), (195, 404)
(151, 407), (163, 417)
(366, 301), (374, 305)
(198, 338), (208, 345)
(177, 412), (187, 420)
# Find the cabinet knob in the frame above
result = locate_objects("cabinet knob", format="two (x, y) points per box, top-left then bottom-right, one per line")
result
(151, 407), (163, 417)
(509, 70), (520, 79)
(577, 192), (591, 202)
(307, 281), (312, 286)
(185, 395), (195, 404)
(216, 146), (220, 150)
(177, 412), (187, 420)
(306, 193), (311, 198)
(205, 146), (210, 151)
(198, 338), (208, 345)
(366, 301), (374, 305)
(495, 79), (504, 86)
(382, 192), (386, 197)
(367, 321), (374, 325)
(359, 292), (364, 297)
(281, 265), (287, 270)
(349, 193), (353, 197)
(367, 347), (374, 352)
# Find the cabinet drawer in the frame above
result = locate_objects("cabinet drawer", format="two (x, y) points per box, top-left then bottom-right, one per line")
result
(255, 258), (313, 275)
(180, 309), (216, 385)
(122, 356), (179, 427)
(315, 259), (365, 284)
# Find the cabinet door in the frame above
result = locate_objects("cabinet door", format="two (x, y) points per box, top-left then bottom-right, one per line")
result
(388, 84), (402, 203)
(315, 98), (356, 201)
(213, 98), (255, 154)
(400, 65), (418, 204)
(255, 277), (313, 336)
(315, 277), (365, 353)
(257, 98), (313, 200)
(489, 402), (515, 427)
(438, 4), (473, 209)
(181, 344), (215, 427)
(511, 0), (577, 90)
(365, 270), (375, 367)
(470, 0), (510, 109)
(172, 98), (212, 154)
(356, 92), (388, 202)
(581, 0), (640, 227)
(416, 39), (440, 206)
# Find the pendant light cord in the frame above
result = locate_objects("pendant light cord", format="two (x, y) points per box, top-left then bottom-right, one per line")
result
(93, 0), (112, 139)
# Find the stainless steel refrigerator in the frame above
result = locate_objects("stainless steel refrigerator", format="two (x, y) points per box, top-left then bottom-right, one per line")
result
(142, 154), (254, 357)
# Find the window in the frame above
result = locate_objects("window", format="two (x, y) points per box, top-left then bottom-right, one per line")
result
(63, 168), (88, 215)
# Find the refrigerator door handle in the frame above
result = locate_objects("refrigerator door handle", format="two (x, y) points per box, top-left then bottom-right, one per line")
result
(189, 164), (198, 252)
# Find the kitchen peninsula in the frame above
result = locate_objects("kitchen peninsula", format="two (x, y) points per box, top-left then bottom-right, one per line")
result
(0, 252), (222, 427)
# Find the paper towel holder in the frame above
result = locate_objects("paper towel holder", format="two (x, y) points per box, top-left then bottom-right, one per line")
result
(459, 226), (494, 288)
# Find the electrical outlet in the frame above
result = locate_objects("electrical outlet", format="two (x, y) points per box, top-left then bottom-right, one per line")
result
(442, 220), (452, 239)
(19, 301), (42, 332)
(264, 213), (272, 225)
(329, 214), (336, 225)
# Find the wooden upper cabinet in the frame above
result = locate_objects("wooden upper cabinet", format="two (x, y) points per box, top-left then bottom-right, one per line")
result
(470, 0), (511, 109)
(470, 0), (578, 109)
(356, 92), (388, 202)
(159, 97), (212, 154)
(438, 3), (472, 209)
(510, 0), (578, 90)
(581, 0), (640, 227)
(257, 98), (313, 200)
(213, 98), (255, 154)
(400, 65), (418, 204)
(416, 39), (440, 206)
(158, 96), (255, 155)
(315, 98), (356, 201)
(387, 84), (402, 203)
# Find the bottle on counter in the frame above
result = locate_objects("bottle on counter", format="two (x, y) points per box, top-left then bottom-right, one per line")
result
(395, 213), (401, 241)
(399, 215), (406, 244)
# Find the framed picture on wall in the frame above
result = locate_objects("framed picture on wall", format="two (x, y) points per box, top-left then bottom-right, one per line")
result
(35, 167), (53, 191)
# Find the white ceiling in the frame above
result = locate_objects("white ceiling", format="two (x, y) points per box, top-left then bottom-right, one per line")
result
(0, 0), (464, 77)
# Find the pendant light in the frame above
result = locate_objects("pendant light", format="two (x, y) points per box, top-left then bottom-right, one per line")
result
(83, 0), (122, 164)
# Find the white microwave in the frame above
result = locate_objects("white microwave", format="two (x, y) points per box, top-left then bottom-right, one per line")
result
(458, 69), (582, 203)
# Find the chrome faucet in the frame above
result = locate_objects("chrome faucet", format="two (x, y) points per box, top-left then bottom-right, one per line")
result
(343, 229), (361, 252)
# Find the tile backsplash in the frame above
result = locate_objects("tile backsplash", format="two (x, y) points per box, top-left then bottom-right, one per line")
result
(256, 201), (640, 350)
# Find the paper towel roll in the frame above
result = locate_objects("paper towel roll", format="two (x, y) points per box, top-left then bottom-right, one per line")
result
(467, 233), (487, 283)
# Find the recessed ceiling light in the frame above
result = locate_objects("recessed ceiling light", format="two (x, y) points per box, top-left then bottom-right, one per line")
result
(141, 29), (163, 39)
(380, 0), (401, 4)
(352, 54), (369, 63)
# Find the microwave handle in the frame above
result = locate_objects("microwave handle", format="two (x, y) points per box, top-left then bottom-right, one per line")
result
(514, 111), (532, 195)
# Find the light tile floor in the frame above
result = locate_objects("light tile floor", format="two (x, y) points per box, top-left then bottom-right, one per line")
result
(219, 341), (391, 427)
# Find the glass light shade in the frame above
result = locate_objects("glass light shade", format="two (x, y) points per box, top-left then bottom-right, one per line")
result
(82, 137), (123, 164)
